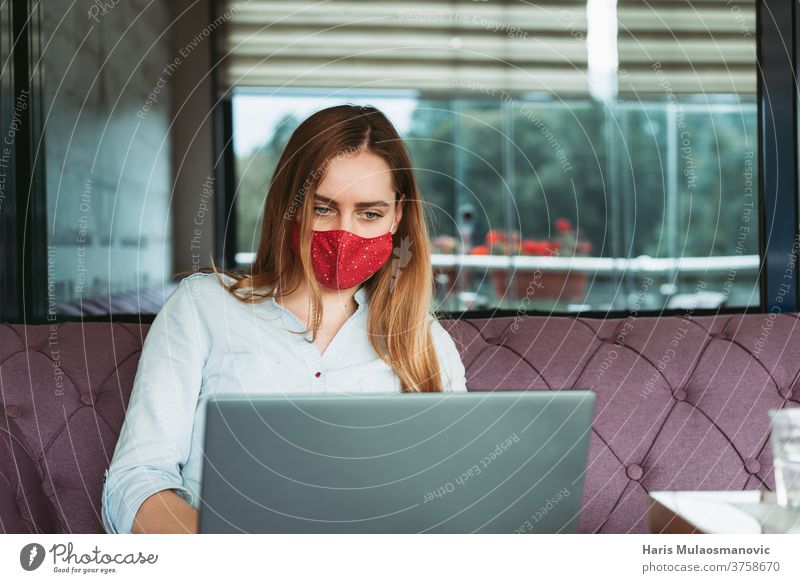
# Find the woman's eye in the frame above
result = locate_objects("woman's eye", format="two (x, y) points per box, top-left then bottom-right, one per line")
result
(363, 211), (382, 221)
(313, 206), (332, 216)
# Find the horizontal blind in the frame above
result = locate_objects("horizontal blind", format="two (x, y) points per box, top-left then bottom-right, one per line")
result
(617, 0), (756, 95)
(215, 1), (589, 94)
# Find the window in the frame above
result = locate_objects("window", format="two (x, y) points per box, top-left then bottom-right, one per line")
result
(3, 0), (787, 324)
(40, 2), (174, 316)
(219, 1), (758, 312)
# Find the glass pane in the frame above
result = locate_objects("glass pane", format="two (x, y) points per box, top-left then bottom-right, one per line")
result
(41, 3), (174, 316)
(230, 1), (759, 313)
(406, 100), (455, 238)
(508, 100), (606, 310)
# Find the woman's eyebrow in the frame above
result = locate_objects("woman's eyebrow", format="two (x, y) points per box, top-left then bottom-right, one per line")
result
(314, 193), (391, 208)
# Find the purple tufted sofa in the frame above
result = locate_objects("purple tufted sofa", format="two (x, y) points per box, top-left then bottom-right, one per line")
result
(1, 312), (799, 534)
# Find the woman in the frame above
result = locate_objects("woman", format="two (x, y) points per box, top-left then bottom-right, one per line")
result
(100, 104), (468, 534)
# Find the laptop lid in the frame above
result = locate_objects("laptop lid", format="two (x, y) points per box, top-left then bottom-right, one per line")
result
(199, 390), (595, 533)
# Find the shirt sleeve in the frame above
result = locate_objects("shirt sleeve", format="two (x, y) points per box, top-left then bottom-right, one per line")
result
(100, 277), (208, 533)
(429, 315), (468, 393)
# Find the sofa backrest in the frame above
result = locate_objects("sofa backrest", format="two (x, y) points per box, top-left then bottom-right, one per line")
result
(442, 312), (800, 532)
(1, 313), (798, 533)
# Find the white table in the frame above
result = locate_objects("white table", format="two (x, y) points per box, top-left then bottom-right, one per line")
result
(648, 491), (800, 534)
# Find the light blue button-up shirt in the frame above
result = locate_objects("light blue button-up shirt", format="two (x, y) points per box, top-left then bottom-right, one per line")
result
(100, 272), (468, 534)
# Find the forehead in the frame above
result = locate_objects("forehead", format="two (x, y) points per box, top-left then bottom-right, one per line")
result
(316, 150), (394, 201)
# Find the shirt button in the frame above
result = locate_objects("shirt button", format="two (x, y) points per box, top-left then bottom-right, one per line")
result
(315, 371), (321, 377)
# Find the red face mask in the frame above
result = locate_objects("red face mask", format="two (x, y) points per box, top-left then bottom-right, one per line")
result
(290, 218), (395, 290)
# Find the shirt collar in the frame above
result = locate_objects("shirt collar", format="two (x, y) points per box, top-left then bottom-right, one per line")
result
(353, 285), (368, 307)
(268, 285), (369, 319)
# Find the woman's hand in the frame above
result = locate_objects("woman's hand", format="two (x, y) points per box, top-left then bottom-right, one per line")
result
(131, 489), (199, 534)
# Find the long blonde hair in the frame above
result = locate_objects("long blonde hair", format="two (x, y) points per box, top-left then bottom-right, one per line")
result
(214, 104), (444, 392)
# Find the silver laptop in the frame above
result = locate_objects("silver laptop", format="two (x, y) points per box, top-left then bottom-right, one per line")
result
(198, 390), (595, 534)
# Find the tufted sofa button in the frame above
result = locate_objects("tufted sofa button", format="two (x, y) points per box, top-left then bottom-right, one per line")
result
(42, 480), (55, 497)
(5, 405), (20, 418)
(626, 463), (644, 481)
(80, 393), (98, 406)
(744, 457), (761, 475)
(778, 385), (794, 399)
(674, 389), (687, 402)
